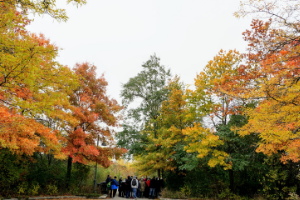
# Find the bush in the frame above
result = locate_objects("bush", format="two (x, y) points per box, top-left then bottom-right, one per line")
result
(28, 183), (40, 196)
(164, 165), (228, 197)
(161, 189), (187, 199)
(218, 188), (246, 200)
(46, 184), (58, 195)
(180, 185), (192, 198)
(0, 150), (29, 196)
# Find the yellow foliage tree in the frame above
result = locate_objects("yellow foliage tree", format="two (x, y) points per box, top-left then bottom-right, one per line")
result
(0, 3), (78, 157)
(134, 77), (193, 176)
(184, 50), (243, 170)
(220, 0), (300, 163)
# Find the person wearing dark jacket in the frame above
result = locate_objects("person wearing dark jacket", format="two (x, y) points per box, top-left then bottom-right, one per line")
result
(126, 176), (132, 198)
(149, 176), (156, 199)
(130, 176), (134, 198)
(137, 178), (141, 197)
(145, 178), (150, 198)
(119, 177), (123, 197)
(121, 179), (126, 197)
(111, 176), (119, 198)
(106, 175), (111, 195)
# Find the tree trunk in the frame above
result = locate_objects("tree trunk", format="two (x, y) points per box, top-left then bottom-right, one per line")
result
(157, 169), (161, 179)
(66, 156), (73, 189)
(229, 169), (234, 192)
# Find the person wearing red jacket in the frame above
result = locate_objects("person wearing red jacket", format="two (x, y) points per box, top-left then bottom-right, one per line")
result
(146, 178), (150, 187)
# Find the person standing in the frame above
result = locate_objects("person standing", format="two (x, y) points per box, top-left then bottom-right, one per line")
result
(137, 178), (142, 197)
(149, 176), (156, 199)
(106, 175), (111, 195)
(126, 176), (132, 198)
(130, 176), (134, 198)
(145, 178), (150, 198)
(119, 177), (123, 197)
(140, 178), (146, 198)
(121, 178), (126, 197)
(111, 176), (119, 198)
(131, 176), (139, 200)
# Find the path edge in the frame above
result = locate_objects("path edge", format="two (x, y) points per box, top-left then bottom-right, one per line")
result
(2, 194), (108, 200)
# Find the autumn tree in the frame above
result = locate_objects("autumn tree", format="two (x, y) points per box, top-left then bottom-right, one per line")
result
(134, 76), (193, 175)
(218, 0), (300, 163)
(64, 62), (126, 187)
(1, 0), (125, 194)
(0, 2), (78, 157)
(184, 50), (248, 191)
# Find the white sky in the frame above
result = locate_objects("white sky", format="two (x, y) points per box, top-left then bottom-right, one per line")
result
(27, 0), (253, 105)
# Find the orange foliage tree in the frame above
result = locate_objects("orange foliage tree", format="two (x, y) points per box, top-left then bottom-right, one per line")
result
(221, 0), (300, 163)
(0, 2), (78, 157)
(64, 63), (126, 186)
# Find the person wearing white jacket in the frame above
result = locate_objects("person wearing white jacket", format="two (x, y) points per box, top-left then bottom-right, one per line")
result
(131, 176), (139, 199)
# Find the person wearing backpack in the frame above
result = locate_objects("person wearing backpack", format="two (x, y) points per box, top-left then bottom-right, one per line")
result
(131, 176), (139, 199)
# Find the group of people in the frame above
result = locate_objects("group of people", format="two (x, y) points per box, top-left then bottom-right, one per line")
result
(105, 175), (165, 199)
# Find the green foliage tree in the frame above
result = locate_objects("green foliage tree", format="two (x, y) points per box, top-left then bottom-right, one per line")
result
(134, 77), (194, 175)
(117, 54), (171, 177)
(117, 54), (171, 155)
(215, 114), (265, 193)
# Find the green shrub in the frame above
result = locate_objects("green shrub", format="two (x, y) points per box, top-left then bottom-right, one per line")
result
(30, 183), (40, 196)
(218, 188), (244, 200)
(0, 150), (29, 195)
(69, 184), (80, 195)
(161, 189), (187, 199)
(46, 184), (58, 195)
(180, 185), (192, 198)
(17, 182), (28, 197)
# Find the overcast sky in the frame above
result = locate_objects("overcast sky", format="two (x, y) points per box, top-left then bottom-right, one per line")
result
(27, 0), (253, 104)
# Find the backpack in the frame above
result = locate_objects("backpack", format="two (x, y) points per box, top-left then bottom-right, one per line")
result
(107, 181), (111, 188)
(132, 179), (137, 186)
